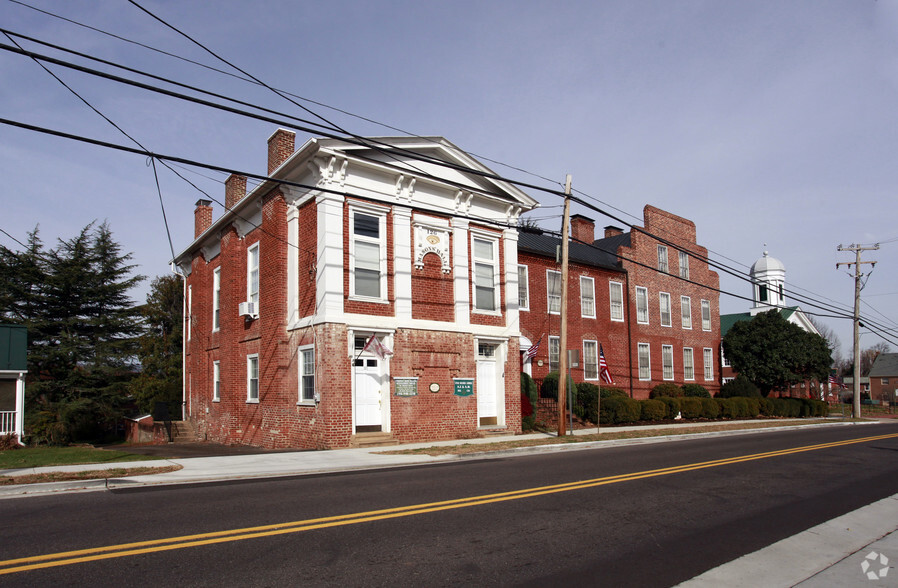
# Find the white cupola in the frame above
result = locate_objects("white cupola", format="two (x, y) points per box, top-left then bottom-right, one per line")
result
(750, 249), (786, 309)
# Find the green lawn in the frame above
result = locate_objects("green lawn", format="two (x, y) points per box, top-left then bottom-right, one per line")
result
(0, 446), (163, 469)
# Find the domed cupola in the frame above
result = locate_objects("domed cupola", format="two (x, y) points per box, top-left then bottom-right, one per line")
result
(751, 249), (786, 308)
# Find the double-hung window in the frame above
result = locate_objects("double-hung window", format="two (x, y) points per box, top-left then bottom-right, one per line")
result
(247, 243), (260, 310)
(549, 336), (560, 372)
(212, 267), (221, 331)
(662, 345), (674, 380)
(580, 276), (595, 318)
(659, 292), (672, 327)
(638, 343), (651, 380)
(299, 346), (315, 403)
(636, 286), (649, 324)
(681, 295), (692, 329)
(213, 360), (221, 402)
(609, 281), (624, 321)
(658, 245), (669, 273)
(679, 251), (690, 280)
(247, 354), (259, 402)
(472, 237), (498, 312)
(517, 265), (529, 311)
(703, 348), (714, 381)
(683, 348), (694, 380)
(583, 340), (598, 380)
(547, 270), (561, 314)
(351, 211), (385, 299)
(701, 299), (712, 331)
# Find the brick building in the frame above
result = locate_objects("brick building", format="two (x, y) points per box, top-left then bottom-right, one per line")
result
(518, 206), (722, 399)
(173, 130), (538, 449)
(869, 353), (898, 404)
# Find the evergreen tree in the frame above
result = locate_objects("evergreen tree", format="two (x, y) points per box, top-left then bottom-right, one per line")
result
(129, 275), (183, 417)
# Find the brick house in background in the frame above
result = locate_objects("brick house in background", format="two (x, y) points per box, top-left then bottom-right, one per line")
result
(518, 206), (722, 399)
(869, 353), (898, 405)
(174, 130), (538, 449)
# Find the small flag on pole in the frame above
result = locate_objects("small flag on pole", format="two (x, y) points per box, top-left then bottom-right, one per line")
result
(361, 334), (393, 360)
(525, 335), (543, 360)
(599, 344), (614, 385)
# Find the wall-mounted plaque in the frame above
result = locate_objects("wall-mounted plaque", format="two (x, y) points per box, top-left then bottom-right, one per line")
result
(394, 377), (418, 397)
(453, 378), (474, 397)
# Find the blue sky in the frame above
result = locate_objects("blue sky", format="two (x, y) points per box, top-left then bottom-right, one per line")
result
(2, 0), (896, 358)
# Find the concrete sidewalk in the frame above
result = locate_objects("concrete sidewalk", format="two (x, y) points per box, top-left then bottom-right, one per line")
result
(2, 419), (895, 585)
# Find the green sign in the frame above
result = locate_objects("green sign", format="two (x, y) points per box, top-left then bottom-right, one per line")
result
(394, 377), (418, 397)
(453, 378), (474, 397)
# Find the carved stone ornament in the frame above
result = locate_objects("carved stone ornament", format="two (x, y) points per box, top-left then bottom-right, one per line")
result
(413, 224), (451, 273)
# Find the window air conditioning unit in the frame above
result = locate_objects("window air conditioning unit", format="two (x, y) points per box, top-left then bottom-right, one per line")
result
(238, 301), (257, 319)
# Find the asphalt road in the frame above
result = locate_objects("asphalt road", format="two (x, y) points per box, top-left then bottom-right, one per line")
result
(3, 423), (898, 587)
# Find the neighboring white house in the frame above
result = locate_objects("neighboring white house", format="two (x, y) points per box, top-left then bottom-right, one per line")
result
(0, 324), (26, 444)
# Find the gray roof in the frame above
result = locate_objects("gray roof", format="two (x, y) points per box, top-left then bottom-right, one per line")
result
(517, 227), (628, 271)
(869, 353), (898, 377)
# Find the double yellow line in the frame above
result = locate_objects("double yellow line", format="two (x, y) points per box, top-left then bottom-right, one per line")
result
(3, 431), (897, 575)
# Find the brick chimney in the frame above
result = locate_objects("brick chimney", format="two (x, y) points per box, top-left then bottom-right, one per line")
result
(267, 128), (296, 175)
(225, 174), (247, 210)
(604, 225), (624, 238)
(194, 199), (213, 238)
(570, 214), (595, 243)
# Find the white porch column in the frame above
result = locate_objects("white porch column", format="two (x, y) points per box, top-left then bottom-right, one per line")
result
(503, 227), (520, 332)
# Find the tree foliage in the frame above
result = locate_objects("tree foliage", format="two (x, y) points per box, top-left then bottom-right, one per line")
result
(0, 223), (144, 444)
(722, 310), (832, 397)
(129, 275), (183, 417)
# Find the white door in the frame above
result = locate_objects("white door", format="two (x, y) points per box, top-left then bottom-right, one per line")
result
(477, 343), (498, 426)
(354, 358), (382, 430)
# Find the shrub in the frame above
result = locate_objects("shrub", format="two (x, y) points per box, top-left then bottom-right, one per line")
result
(716, 398), (736, 419)
(701, 398), (720, 419)
(576, 382), (599, 424)
(731, 397), (750, 418)
(650, 383), (683, 399)
(600, 396), (642, 425)
(600, 386), (628, 399)
(758, 397), (775, 416)
(745, 398), (760, 418)
(521, 372), (538, 408)
(658, 396), (681, 419)
(540, 371), (577, 403)
(680, 397), (704, 419)
(521, 392), (534, 418)
(0, 434), (20, 450)
(640, 399), (668, 421)
(718, 375), (761, 398)
(682, 384), (711, 398)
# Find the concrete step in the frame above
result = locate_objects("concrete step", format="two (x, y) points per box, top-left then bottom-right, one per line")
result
(170, 421), (197, 443)
(350, 432), (397, 448)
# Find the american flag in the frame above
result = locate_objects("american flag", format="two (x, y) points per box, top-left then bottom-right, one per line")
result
(600, 344), (615, 385)
(525, 335), (543, 360)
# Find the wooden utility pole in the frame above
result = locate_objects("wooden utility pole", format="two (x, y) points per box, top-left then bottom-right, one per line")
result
(837, 243), (878, 419)
(557, 175), (572, 436)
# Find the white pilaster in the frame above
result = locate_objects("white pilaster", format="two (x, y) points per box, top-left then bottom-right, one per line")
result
(503, 227), (520, 333)
(286, 204), (299, 324)
(452, 218), (470, 326)
(317, 192), (345, 321)
(393, 206), (413, 321)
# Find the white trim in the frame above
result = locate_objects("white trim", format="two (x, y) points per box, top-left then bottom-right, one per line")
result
(580, 276), (596, 319)
(636, 286), (649, 324)
(298, 344), (316, 405)
(659, 291), (672, 328)
(701, 299), (712, 331)
(517, 264), (530, 312)
(212, 267), (221, 332)
(583, 340), (598, 380)
(349, 206), (388, 301)
(471, 234), (500, 314)
(547, 269), (561, 315)
(246, 354), (260, 403)
(247, 242), (260, 312)
(609, 281), (624, 322)
(212, 360), (220, 402)
(662, 344), (674, 381)
(680, 295), (692, 330)
(703, 347), (714, 381)
(683, 347), (695, 381)
(638, 342), (651, 381)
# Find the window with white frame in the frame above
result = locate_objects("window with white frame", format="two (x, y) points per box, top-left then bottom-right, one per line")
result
(518, 265), (529, 311)
(679, 251), (690, 280)
(583, 340), (598, 380)
(213, 360), (221, 402)
(636, 286), (649, 324)
(660, 292), (672, 327)
(638, 343), (651, 380)
(549, 336), (560, 372)
(681, 295), (692, 329)
(683, 348), (694, 380)
(701, 299), (712, 331)
(299, 346), (315, 403)
(547, 270), (561, 314)
(721, 345), (731, 368)
(580, 276), (595, 318)
(658, 245), (669, 273)
(703, 348), (714, 381)
(609, 281), (624, 321)
(247, 354), (259, 402)
(472, 237), (499, 312)
(212, 267), (221, 331)
(662, 345), (674, 380)
(351, 211), (385, 299)
(247, 243), (259, 309)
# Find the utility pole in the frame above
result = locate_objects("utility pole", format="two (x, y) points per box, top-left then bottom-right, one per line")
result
(837, 243), (878, 419)
(557, 175), (572, 437)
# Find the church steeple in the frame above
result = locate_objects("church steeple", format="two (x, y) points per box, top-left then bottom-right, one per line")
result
(750, 248), (786, 309)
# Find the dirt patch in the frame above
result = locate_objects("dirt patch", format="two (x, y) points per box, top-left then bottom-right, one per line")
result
(0, 465), (183, 485)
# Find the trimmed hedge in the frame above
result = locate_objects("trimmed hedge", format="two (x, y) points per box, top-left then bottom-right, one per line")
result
(650, 383), (684, 398)
(658, 396), (681, 419)
(680, 397), (704, 419)
(682, 384), (711, 398)
(540, 371), (578, 402)
(640, 399), (667, 421)
(718, 375), (762, 398)
(600, 396), (642, 425)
